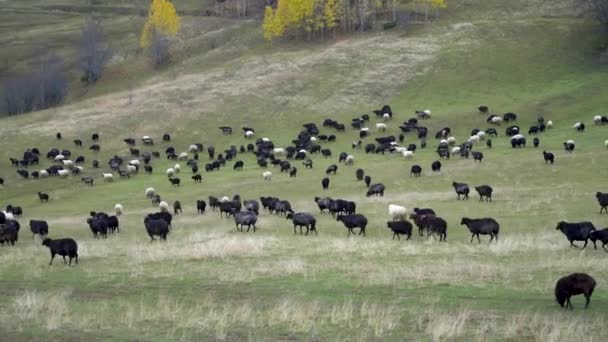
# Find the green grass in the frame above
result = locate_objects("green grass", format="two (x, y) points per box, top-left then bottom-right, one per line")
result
(1, 0), (608, 340)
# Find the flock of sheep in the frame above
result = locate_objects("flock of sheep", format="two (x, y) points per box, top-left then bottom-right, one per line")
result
(1, 104), (607, 309)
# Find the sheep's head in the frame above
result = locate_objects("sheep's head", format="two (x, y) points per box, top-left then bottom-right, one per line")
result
(41, 238), (51, 247)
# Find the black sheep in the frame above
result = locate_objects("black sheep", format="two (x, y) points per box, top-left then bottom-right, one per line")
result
(169, 178), (181, 187)
(42, 238), (78, 265)
(355, 169), (365, 181)
(38, 192), (49, 202)
(233, 160), (244, 171)
(29, 220), (49, 239)
(410, 165), (422, 177)
(387, 221), (413, 240)
(555, 273), (596, 309)
(196, 200), (207, 214)
(475, 185), (493, 202)
(321, 177), (330, 190)
(595, 192), (608, 213)
(172, 201), (182, 215)
(244, 200), (259, 215)
(431, 161), (441, 172)
(144, 216), (169, 241)
(192, 174), (202, 183)
(87, 217), (108, 239)
(234, 211), (257, 232)
(472, 151), (483, 162)
(326, 164), (338, 175)
(314, 197), (332, 214)
(533, 137), (540, 148)
(0, 222), (19, 246)
(56, 132), (62, 140)
(452, 182), (470, 200)
(590, 228), (608, 251)
(543, 151), (554, 164)
(303, 159), (313, 168)
(287, 212), (317, 235)
(289, 167), (297, 178)
(337, 214), (368, 237)
(364, 175), (372, 188)
(460, 217), (500, 243)
(366, 183), (385, 197)
(556, 221), (596, 248)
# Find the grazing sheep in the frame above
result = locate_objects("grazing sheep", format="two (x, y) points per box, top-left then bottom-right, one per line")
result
(546, 120), (553, 128)
(192, 174), (202, 183)
(563, 140), (575, 152)
(355, 169), (364, 181)
(383, 113), (391, 121)
(173, 201), (182, 215)
(555, 273), (596, 309)
(543, 151), (554, 164)
(166, 168), (175, 177)
(364, 175), (372, 188)
(42, 238), (78, 265)
(245, 130), (254, 138)
(145, 187), (155, 198)
(447, 136), (457, 145)
(590, 228), (608, 251)
(38, 192), (49, 202)
(40, 170), (49, 178)
(593, 115), (602, 125)
(196, 200), (206, 214)
(490, 116), (503, 125)
(173, 164), (181, 174)
(159, 201), (170, 213)
(286, 212), (317, 235)
(273, 148), (285, 156)
(387, 221), (413, 240)
(169, 178), (181, 187)
(376, 123), (387, 131)
(326, 164), (338, 175)
(388, 204), (407, 221)
(152, 195), (161, 206)
(596, 192), (608, 213)
(431, 160), (441, 172)
(472, 151), (483, 162)
(451, 147), (461, 156)
(178, 152), (188, 161)
(344, 155), (354, 165)
(475, 185), (493, 202)
(57, 170), (69, 178)
(321, 177), (330, 190)
(262, 171), (272, 181)
(234, 160), (244, 171)
(410, 165), (422, 177)
(189, 144), (199, 153)
(556, 221), (595, 248)
(289, 167), (297, 178)
(114, 204), (123, 216)
(452, 182), (470, 200)
(29, 220), (49, 239)
(461, 217), (499, 243)
(402, 151), (414, 159)
(605, 140), (608, 148)
(366, 183), (385, 197)
(86, 217), (108, 239)
(234, 211), (257, 232)
(573, 122), (585, 132)
(337, 214), (368, 237)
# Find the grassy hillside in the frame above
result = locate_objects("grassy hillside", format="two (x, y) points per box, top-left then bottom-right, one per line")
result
(1, 0), (608, 340)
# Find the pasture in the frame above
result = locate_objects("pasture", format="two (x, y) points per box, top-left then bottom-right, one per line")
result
(1, 0), (608, 340)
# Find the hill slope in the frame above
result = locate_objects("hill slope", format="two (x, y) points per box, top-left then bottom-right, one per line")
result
(1, 0), (608, 340)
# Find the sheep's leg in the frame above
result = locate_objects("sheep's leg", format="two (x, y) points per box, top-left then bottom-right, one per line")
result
(582, 239), (589, 249)
(585, 294), (591, 309)
(392, 233), (396, 240)
(570, 240), (579, 248)
(293, 225), (297, 234)
(49, 253), (55, 265)
(603, 243), (608, 252)
(470, 234), (475, 243)
(62, 256), (67, 264)
(477, 234), (481, 243)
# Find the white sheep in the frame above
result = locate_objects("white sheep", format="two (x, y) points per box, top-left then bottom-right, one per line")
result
(388, 204), (407, 221)
(566, 139), (575, 145)
(114, 204), (123, 216)
(220, 196), (230, 202)
(511, 134), (525, 141)
(383, 113), (391, 121)
(376, 123), (387, 132)
(402, 151), (414, 159)
(54, 154), (65, 161)
(129, 160), (140, 167)
(573, 122), (582, 129)
(546, 120), (553, 128)
(451, 147), (461, 155)
(440, 139), (448, 145)
(262, 171), (272, 181)
(62, 160), (74, 168)
(395, 147), (407, 153)
(1, 211), (15, 221)
(491, 116), (503, 124)
(468, 135), (480, 144)
(159, 201), (169, 213)
(345, 155), (354, 165)
(189, 144), (199, 153)
(476, 131), (486, 140)
(423, 109), (431, 118)
(173, 164), (181, 174)
(178, 152), (189, 161)
(273, 148), (285, 156)
(390, 141), (399, 147)
(604, 140), (608, 148)
(142, 135), (151, 140)
(298, 149), (307, 154)
(166, 168), (175, 177)
(58, 170), (69, 178)
(262, 137), (270, 143)
(360, 127), (369, 132)
(245, 130), (254, 138)
(39, 170), (49, 178)
(145, 187), (155, 198)
(593, 115), (602, 125)
(103, 173), (113, 181)
(127, 165), (137, 174)
(75, 166), (84, 173)
(447, 137), (456, 145)
(310, 136), (317, 142)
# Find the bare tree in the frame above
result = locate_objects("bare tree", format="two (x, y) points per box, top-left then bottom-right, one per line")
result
(79, 18), (112, 84)
(584, 0), (608, 29)
(148, 29), (171, 68)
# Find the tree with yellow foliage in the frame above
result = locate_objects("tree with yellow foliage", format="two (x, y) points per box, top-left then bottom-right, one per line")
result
(263, 5), (276, 41)
(324, 0), (340, 38)
(140, 0), (181, 49)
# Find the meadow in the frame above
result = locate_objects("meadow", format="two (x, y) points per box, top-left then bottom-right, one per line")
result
(1, 0), (608, 340)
